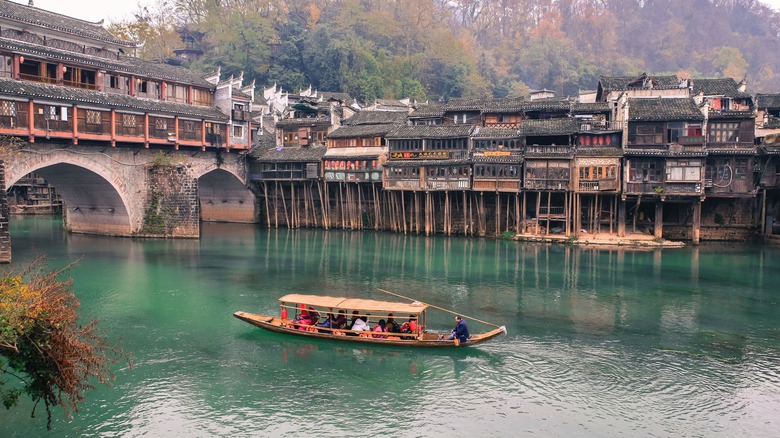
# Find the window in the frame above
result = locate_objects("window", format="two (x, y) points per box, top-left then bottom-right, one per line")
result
(233, 125), (243, 138)
(122, 114), (136, 127)
(86, 110), (100, 125)
(109, 75), (120, 89)
(45, 105), (67, 121)
(634, 124), (663, 144)
(666, 159), (701, 182)
(138, 80), (148, 93)
(1, 101), (17, 117)
(154, 118), (168, 130)
(630, 160), (663, 182)
(707, 122), (739, 143)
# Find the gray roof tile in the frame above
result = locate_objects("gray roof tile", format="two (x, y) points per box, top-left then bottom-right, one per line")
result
(326, 124), (397, 138)
(628, 98), (704, 122)
(757, 94), (780, 109)
(521, 118), (579, 135)
(343, 110), (407, 125)
(692, 78), (750, 98)
(0, 37), (214, 87)
(386, 124), (473, 139)
(0, 77), (228, 120)
(0, 0), (139, 47)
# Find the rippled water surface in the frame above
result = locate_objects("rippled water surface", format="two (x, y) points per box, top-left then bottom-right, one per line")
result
(2, 217), (779, 437)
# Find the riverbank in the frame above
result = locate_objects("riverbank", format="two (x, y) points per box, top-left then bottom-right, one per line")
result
(514, 231), (686, 248)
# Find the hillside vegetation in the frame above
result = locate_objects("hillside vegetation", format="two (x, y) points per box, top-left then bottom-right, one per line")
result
(110, 0), (780, 101)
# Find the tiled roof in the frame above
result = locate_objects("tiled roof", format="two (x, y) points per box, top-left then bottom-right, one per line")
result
(250, 140), (326, 162)
(628, 98), (704, 122)
(343, 110), (407, 125)
(571, 102), (611, 114)
(320, 91), (352, 102)
(575, 147), (623, 157)
(0, 78), (228, 120)
(323, 147), (385, 160)
(520, 118), (579, 135)
(470, 127), (521, 139)
(489, 98), (574, 114)
(276, 117), (332, 129)
(0, 37), (214, 87)
(707, 110), (754, 120)
(599, 74), (681, 91)
(386, 124), (473, 139)
(756, 94), (780, 109)
(444, 97), (493, 111)
(385, 159), (471, 167)
(0, 0), (139, 48)
(691, 78), (749, 98)
(326, 124), (397, 138)
(409, 104), (444, 118)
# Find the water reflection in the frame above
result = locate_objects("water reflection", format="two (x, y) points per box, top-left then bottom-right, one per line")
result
(4, 217), (779, 437)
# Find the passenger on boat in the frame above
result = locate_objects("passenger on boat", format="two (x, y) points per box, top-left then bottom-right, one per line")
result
(400, 315), (418, 333)
(348, 310), (360, 329)
(351, 316), (370, 332)
(292, 307), (319, 329)
(442, 316), (470, 342)
(316, 312), (335, 329)
(372, 319), (388, 338)
(334, 310), (348, 329)
(386, 313), (400, 333)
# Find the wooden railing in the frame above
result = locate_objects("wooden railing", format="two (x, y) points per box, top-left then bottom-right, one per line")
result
(578, 179), (619, 192)
(384, 179), (422, 190)
(525, 179), (570, 190)
(0, 99), (237, 149)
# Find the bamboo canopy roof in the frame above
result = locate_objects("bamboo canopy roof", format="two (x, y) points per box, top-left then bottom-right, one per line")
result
(278, 294), (429, 314)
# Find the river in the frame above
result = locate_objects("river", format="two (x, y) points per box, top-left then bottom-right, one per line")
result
(2, 216), (779, 437)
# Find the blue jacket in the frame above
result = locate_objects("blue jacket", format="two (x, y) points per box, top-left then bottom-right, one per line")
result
(453, 320), (470, 342)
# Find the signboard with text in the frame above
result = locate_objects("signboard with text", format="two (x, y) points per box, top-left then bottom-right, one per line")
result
(390, 151), (450, 160)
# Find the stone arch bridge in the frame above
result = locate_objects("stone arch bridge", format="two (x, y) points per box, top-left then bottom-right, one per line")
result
(1, 142), (257, 261)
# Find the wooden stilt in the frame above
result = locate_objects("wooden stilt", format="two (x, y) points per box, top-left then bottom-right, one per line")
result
(545, 191), (551, 235)
(263, 182), (271, 228)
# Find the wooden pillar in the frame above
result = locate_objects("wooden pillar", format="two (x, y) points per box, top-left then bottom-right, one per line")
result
(692, 199), (701, 244)
(617, 198), (626, 237)
(12, 54), (21, 80)
(72, 105), (79, 144)
(654, 199), (663, 239)
(575, 194), (581, 238)
(110, 109), (116, 146)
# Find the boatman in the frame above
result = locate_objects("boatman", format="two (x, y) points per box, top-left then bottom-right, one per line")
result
(444, 315), (470, 343)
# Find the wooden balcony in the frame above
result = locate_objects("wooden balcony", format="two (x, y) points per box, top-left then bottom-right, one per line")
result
(0, 98), (237, 149)
(537, 205), (566, 219)
(324, 170), (382, 183)
(472, 179), (521, 192)
(577, 179), (619, 192)
(424, 178), (470, 190)
(577, 121), (624, 132)
(525, 145), (573, 157)
(524, 179), (570, 190)
(384, 178), (422, 190)
(624, 181), (702, 196)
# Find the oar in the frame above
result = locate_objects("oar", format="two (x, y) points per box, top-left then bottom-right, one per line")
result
(377, 288), (506, 333)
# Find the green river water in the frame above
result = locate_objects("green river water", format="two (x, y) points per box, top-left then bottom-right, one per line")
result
(1, 216), (779, 437)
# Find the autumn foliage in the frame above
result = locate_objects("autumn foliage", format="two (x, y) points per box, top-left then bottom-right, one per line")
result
(0, 259), (127, 429)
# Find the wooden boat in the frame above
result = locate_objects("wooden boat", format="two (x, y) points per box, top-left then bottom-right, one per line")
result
(234, 293), (506, 348)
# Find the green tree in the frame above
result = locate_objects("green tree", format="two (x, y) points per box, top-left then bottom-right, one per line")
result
(714, 46), (749, 80)
(0, 260), (128, 429)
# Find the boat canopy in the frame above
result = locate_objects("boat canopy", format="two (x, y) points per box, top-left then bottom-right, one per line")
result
(279, 294), (429, 314)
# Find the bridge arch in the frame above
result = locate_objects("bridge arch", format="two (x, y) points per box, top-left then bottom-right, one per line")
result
(197, 168), (257, 223)
(7, 148), (141, 236)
